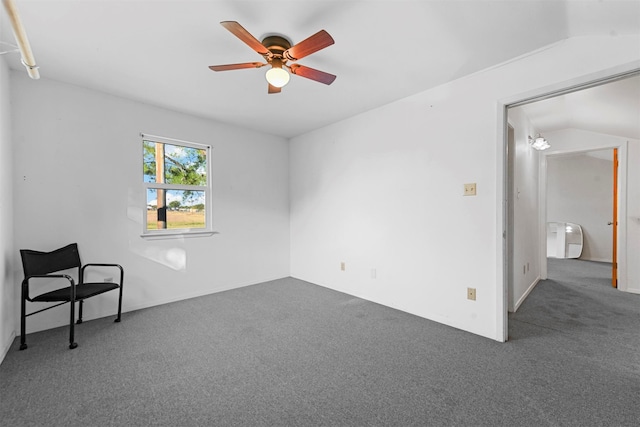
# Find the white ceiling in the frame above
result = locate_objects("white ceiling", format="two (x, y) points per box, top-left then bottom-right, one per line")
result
(517, 74), (640, 140)
(1, 0), (639, 139)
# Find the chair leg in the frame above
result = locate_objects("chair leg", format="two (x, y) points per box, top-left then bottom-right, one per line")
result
(115, 276), (123, 323)
(77, 300), (83, 324)
(69, 299), (77, 349)
(20, 284), (27, 351)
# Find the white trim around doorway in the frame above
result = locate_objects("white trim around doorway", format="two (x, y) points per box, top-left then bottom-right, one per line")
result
(496, 60), (640, 342)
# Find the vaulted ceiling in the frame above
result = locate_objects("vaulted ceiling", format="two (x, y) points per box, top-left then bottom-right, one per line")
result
(2, 1), (639, 138)
(517, 74), (640, 141)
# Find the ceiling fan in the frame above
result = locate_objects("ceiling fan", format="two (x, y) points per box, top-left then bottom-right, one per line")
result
(209, 21), (336, 94)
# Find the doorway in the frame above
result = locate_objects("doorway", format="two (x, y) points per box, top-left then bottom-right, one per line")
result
(544, 148), (616, 282)
(501, 69), (640, 341)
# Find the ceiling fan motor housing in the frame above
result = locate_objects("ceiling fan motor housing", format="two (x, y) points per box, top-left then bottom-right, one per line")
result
(261, 35), (292, 59)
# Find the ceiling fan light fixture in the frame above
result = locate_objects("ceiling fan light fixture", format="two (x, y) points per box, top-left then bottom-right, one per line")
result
(265, 66), (290, 88)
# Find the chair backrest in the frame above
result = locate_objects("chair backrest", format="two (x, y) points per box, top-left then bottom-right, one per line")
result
(20, 243), (81, 278)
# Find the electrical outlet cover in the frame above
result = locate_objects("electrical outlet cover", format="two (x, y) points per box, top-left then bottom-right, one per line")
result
(464, 183), (477, 196)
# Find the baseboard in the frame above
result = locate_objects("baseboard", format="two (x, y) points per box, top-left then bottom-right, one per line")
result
(580, 257), (612, 263)
(0, 330), (16, 366)
(116, 275), (291, 315)
(512, 276), (541, 313)
(291, 275), (500, 342)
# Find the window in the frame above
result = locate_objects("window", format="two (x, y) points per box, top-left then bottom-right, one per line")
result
(141, 133), (213, 237)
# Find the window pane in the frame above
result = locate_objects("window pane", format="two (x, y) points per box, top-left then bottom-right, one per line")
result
(146, 189), (206, 230)
(164, 144), (207, 186)
(143, 141), (207, 186)
(143, 140), (156, 183)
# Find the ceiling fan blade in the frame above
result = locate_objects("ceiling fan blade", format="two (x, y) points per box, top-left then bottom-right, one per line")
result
(268, 84), (282, 94)
(289, 64), (336, 85)
(284, 30), (334, 61)
(209, 62), (265, 72)
(220, 21), (271, 57)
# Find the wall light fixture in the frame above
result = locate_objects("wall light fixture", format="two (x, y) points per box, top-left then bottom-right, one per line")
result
(528, 134), (550, 150)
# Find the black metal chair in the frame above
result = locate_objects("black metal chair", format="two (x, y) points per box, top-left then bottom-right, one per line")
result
(20, 243), (124, 350)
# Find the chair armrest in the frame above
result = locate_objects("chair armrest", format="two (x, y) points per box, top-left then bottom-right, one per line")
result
(22, 274), (75, 301)
(82, 263), (123, 269)
(81, 263), (124, 285)
(23, 274), (75, 283)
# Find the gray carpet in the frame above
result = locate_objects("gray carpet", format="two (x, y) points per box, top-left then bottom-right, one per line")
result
(1, 261), (639, 426)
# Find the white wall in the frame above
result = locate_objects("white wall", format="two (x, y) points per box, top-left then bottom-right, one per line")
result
(290, 35), (640, 340)
(547, 152), (613, 262)
(544, 128), (640, 294)
(11, 73), (290, 334)
(507, 108), (541, 312)
(0, 55), (15, 361)
(627, 139), (640, 294)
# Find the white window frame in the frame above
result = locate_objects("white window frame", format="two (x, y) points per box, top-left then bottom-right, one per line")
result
(140, 133), (215, 239)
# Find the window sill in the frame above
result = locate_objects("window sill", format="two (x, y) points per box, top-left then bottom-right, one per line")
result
(140, 231), (219, 240)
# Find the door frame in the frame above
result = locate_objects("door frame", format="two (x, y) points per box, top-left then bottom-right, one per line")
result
(539, 144), (627, 286)
(613, 148), (619, 288)
(497, 62), (640, 342)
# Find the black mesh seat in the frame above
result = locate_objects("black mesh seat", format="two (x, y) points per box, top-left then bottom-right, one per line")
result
(32, 282), (119, 302)
(20, 243), (124, 350)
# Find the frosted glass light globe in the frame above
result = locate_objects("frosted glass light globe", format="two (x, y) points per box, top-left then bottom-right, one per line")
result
(265, 67), (290, 88)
